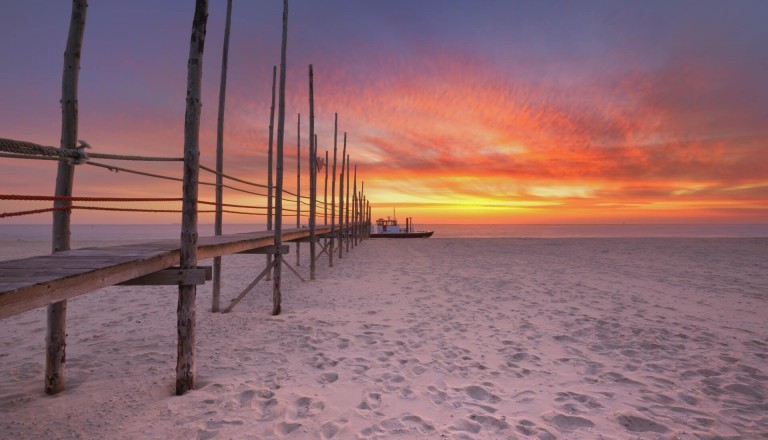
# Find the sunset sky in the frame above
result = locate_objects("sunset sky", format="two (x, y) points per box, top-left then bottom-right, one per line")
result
(1, 1), (766, 225)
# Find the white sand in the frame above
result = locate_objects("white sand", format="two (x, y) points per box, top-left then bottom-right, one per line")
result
(1, 237), (766, 439)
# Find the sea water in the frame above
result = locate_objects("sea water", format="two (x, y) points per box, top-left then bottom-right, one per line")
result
(1, 223), (767, 243)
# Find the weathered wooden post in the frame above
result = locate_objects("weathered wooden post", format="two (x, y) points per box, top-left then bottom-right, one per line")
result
(360, 194), (363, 238)
(352, 165), (357, 248)
(360, 181), (365, 241)
(47, 0), (87, 395)
(266, 65), (276, 281)
(360, 191), (365, 240)
(329, 114), (338, 267)
(212, 0), (233, 313)
(272, 0), (289, 316)
(295, 113), (301, 266)
(345, 153), (350, 253)
(308, 65), (316, 280)
(176, 0), (208, 395)
(338, 134), (346, 259)
(357, 190), (362, 241)
(324, 150), (328, 225)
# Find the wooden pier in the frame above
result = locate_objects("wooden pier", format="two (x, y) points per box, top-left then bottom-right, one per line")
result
(0, 226), (341, 320)
(0, 0), (373, 396)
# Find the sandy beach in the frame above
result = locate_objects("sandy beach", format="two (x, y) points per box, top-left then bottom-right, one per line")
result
(1, 237), (766, 439)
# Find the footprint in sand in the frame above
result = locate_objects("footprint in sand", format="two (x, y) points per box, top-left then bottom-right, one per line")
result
(553, 391), (605, 410)
(356, 392), (382, 413)
(467, 414), (510, 432)
(377, 372), (406, 392)
(425, 385), (448, 405)
(205, 419), (244, 430)
(289, 396), (325, 420)
(237, 389), (278, 420)
(450, 418), (481, 434)
(318, 372), (339, 384)
(307, 352), (342, 369)
(237, 389), (258, 406)
(544, 412), (595, 432)
(274, 421), (303, 436)
(514, 419), (556, 440)
(320, 417), (349, 439)
(361, 413), (435, 437)
(616, 414), (669, 433)
(723, 383), (765, 401)
(456, 384), (502, 409)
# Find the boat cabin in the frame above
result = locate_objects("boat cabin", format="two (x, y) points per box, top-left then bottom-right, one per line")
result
(374, 217), (401, 234)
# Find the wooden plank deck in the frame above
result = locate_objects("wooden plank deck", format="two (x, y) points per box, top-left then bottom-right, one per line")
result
(0, 226), (336, 320)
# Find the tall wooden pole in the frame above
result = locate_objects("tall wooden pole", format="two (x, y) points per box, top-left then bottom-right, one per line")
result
(345, 153), (351, 253)
(358, 187), (362, 242)
(47, 0), (87, 395)
(272, 0), (288, 316)
(361, 192), (366, 240)
(212, 0), (232, 313)
(308, 65), (316, 280)
(329, 114), (338, 267)
(266, 65), (276, 281)
(323, 149), (328, 225)
(352, 166), (357, 247)
(338, 135), (346, 260)
(314, 134), (320, 225)
(360, 181), (365, 241)
(176, 0), (208, 395)
(295, 113), (301, 266)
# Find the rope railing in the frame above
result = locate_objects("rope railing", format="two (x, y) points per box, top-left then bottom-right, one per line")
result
(0, 138), (184, 162)
(0, 194), (182, 202)
(0, 194), (269, 210)
(1, 138), (350, 222)
(0, 152), (61, 161)
(0, 205), (274, 219)
(2, 138), (328, 202)
(86, 161), (184, 182)
(198, 200), (267, 210)
(199, 164), (269, 189)
(87, 160), (271, 198)
(0, 190), (342, 218)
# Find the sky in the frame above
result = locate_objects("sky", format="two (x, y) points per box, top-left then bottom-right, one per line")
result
(1, 0), (767, 225)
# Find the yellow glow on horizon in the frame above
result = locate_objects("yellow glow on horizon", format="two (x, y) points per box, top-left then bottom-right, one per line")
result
(527, 185), (595, 199)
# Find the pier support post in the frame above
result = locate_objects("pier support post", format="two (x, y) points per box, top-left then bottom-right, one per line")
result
(266, 66), (276, 281)
(338, 134), (346, 259)
(296, 113), (301, 267)
(176, 0), (207, 395)
(308, 65), (317, 280)
(345, 153), (351, 253)
(352, 165), (357, 248)
(329, 114), (338, 268)
(212, 0), (233, 313)
(47, 0), (87, 396)
(324, 150), (328, 225)
(272, 0), (289, 316)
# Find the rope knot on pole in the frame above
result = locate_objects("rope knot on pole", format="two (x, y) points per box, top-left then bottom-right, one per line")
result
(68, 139), (91, 165)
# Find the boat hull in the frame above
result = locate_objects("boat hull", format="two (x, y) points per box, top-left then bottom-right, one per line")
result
(370, 231), (434, 238)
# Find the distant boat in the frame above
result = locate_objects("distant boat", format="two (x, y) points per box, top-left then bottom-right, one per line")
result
(370, 216), (434, 238)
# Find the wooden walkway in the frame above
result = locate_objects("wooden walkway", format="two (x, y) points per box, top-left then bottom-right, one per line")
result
(0, 226), (336, 320)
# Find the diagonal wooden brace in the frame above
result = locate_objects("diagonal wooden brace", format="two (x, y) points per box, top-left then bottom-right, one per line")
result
(281, 258), (305, 282)
(221, 259), (276, 313)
